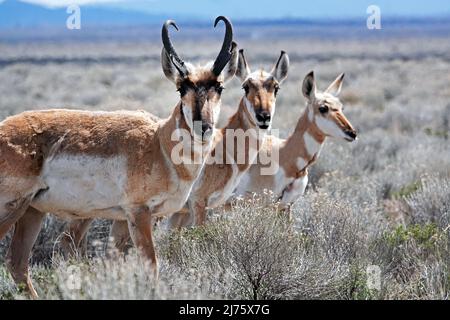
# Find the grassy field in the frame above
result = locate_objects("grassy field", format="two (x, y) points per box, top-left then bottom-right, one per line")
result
(0, 34), (449, 299)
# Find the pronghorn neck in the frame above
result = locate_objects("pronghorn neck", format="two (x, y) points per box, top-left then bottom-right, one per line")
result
(280, 106), (326, 178)
(226, 98), (258, 131)
(159, 102), (212, 181)
(159, 102), (188, 142)
(216, 97), (265, 170)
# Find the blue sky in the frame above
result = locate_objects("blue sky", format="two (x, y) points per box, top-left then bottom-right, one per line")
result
(116, 0), (450, 19)
(3, 0), (450, 20)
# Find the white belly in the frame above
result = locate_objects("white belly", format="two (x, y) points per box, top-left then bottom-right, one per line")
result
(31, 155), (128, 219)
(235, 167), (288, 196)
(234, 167), (304, 204)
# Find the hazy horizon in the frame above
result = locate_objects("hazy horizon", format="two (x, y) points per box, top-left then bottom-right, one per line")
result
(1, 0), (450, 26)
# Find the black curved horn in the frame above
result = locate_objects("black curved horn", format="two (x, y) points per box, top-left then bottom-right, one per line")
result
(162, 20), (188, 78)
(211, 16), (234, 76)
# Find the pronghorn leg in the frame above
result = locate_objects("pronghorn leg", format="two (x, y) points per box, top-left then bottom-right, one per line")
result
(0, 212), (18, 241)
(108, 220), (131, 253)
(60, 219), (94, 257)
(0, 196), (34, 241)
(278, 203), (293, 222)
(167, 206), (192, 229)
(126, 206), (158, 278)
(153, 216), (164, 226)
(108, 216), (165, 255)
(222, 201), (233, 212)
(191, 199), (207, 226)
(7, 207), (45, 299)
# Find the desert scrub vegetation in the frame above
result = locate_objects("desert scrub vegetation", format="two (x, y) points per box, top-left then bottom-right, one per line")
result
(0, 176), (448, 299)
(1, 37), (450, 299)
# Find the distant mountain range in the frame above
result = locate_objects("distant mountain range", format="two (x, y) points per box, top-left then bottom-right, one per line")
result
(1, 0), (450, 42)
(0, 0), (173, 28)
(3, 0), (450, 28)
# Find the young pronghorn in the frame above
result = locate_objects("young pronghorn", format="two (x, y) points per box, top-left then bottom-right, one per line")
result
(234, 71), (357, 211)
(0, 17), (238, 298)
(60, 48), (290, 245)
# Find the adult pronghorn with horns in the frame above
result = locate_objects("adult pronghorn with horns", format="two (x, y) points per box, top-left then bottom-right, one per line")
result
(0, 16), (238, 298)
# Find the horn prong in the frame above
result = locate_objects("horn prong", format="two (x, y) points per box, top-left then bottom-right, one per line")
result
(161, 20), (188, 78)
(212, 16), (234, 76)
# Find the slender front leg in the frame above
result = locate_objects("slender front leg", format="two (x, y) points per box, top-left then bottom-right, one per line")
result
(167, 205), (192, 229)
(190, 199), (207, 226)
(0, 196), (33, 241)
(7, 207), (46, 299)
(126, 205), (158, 278)
(278, 203), (293, 222)
(60, 219), (94, 257)
(109, 220), (131, 253)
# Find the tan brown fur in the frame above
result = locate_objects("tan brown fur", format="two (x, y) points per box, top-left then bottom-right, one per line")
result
(177, 66), (224, 128)
(242, 76), (278, 115)
(279, 112), (325, 179)
(0, 108), (200, 204)
(193, 99), (262, 199)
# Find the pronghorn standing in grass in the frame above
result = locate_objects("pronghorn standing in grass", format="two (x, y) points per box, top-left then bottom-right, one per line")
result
(0, 16), (238, 297)
(234, 71), (357, 212)
(168, 49), (289, 227)
(62, 48), (290, 243)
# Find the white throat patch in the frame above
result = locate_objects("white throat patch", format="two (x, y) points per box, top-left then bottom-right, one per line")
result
(303, 132), (322, 157)
(182, 104), (194, 132)
(243, 97), (258, 127)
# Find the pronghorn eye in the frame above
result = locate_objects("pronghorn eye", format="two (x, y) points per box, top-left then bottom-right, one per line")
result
(216, 85), (225, 95)
(319, 105), (328, 114)
(177, 86), (187, 97)
(274, 85), (280, 96)
(242, 84), (250, 95)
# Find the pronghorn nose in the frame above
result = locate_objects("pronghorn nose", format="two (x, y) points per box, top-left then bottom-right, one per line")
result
(256, 111), (271, 123)
(345, 130), (357, 140)
(202, 122), (212, 135)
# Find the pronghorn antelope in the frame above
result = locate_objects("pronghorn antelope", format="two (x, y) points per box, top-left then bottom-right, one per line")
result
(0, 16), (238, 298)
(234, 71), (357, 212)
(60, 48), (290, 246)
(168, 48), (289, 227)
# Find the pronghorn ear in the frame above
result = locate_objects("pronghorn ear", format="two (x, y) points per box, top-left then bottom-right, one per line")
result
(236, 48), (251, 81)
(302, 71), (316, 101)
(271, 51), (289, 84)
(222, 41), (239, 83)
(325, 73), (345, 96)
(161, 47), (179, 84)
